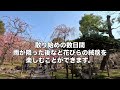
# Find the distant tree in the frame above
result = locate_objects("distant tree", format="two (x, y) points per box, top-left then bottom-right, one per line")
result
(51, 24), (75, 41)
(0, 20), (5, 35)
(51, 24), (75, 79)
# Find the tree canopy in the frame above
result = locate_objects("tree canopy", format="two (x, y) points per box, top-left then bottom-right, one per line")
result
(79, 14), (105, 35)
(0, 21), (5, 35)
(73, 33), (120, 50)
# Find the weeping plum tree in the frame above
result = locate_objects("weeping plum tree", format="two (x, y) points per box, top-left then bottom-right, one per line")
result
(50, 24), (75, 79)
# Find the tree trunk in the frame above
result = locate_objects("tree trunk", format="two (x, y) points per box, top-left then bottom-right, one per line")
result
(106, 60), (110, 77)
(20, 57), (26, 76)
(107, 15), (114, 39)
(100, 52), (110, 70)
(100, 15), (114, 71)
(20, 59), (24, 76)
(93, 55), (95, 67)
(66, 63), (69, 79)
(88, 63), (92, 79)
(88, 55), (92, 79)
(54, 63), (57, 72)
(0, 48), (8, 65)
(71, 63), (73, 79)
(11, 56), (14, 65)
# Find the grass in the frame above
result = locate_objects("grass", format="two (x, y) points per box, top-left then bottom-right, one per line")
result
(51, 69), (120, 79)
(0, 71), (29, 79)
(109, 69), (120, 79)
(1, 61), (120, 79)
(0, 62), (31, 79)
(94, 69), (120, 79)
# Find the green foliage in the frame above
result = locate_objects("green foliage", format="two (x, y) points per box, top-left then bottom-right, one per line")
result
(79, 14), (104, 35)
(73, 33), (120, 50)
(0, 21), (5, 35)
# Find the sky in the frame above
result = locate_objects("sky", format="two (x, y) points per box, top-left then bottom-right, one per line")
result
(0, 11), (119, 42)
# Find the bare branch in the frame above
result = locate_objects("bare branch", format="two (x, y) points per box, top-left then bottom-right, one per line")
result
(112, 25), (120, 30)
(51, 24), (75, 41)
